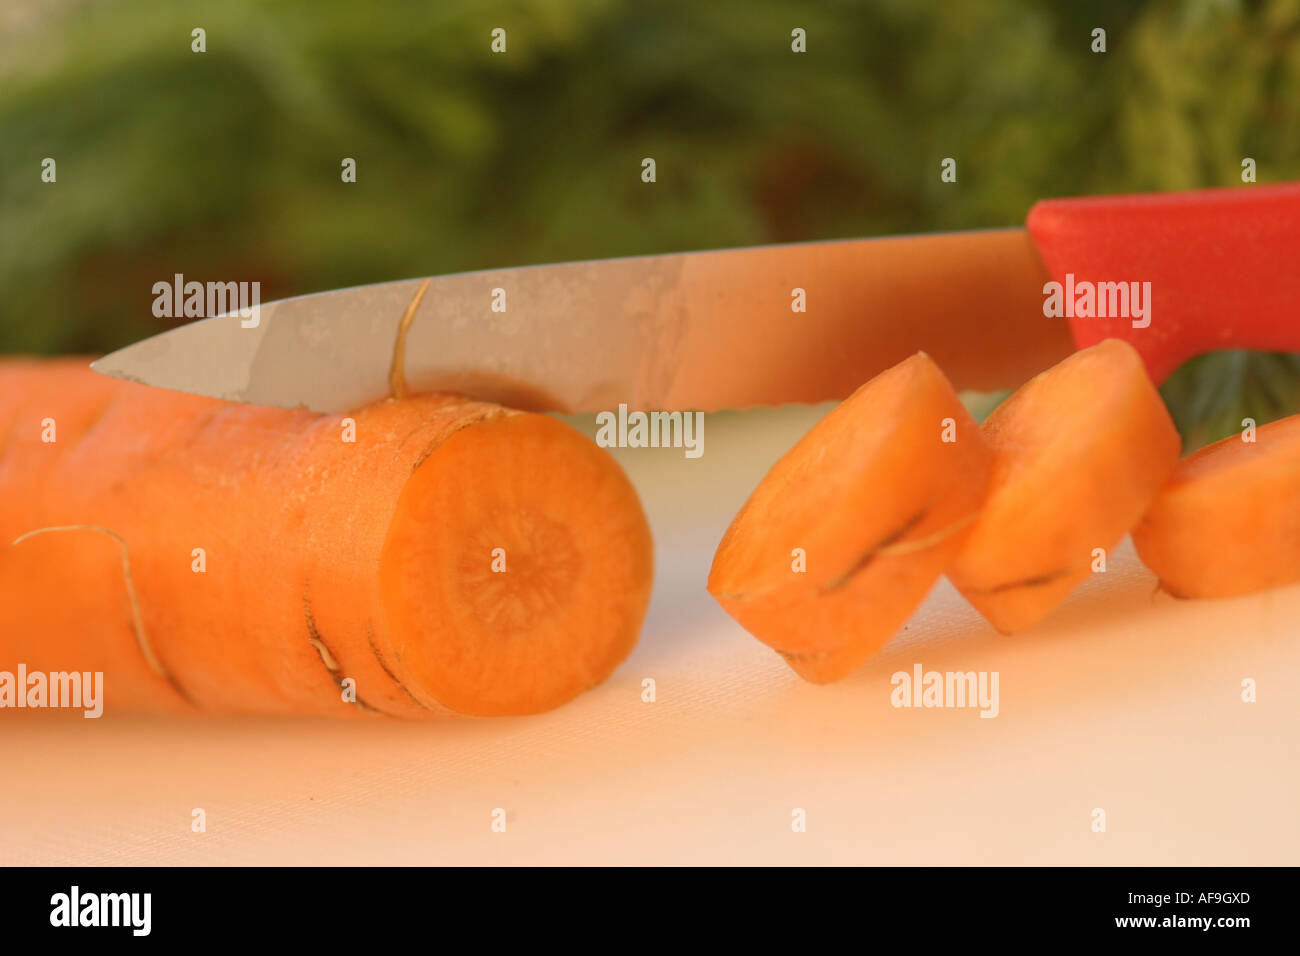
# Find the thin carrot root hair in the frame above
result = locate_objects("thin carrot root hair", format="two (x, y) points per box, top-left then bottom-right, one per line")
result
(303, 604), (387, 716)
(389, 278), (432, 400)
(11, 524), (189, 702)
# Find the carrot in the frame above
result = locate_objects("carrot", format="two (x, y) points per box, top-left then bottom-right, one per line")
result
(707, 352), (994, 683)
(1132, 415), (1300, 599)
(0, 358), (653, 717)
(946, 339), (1180, 633)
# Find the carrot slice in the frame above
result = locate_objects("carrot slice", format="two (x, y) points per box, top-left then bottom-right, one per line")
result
(947, 338), (1180, 633)
(1132, 415), (1300, 599)
(0, 359), (653, 717)
(707, 353), (994, 683)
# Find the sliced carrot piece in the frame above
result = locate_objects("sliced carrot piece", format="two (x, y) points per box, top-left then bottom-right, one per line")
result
(707, 353), (994, 683)
(947, 338), (1180, 633)
(1133, 415), (1300, 599)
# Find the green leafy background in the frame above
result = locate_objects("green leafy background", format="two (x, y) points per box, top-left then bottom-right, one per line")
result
(2, 0), (1298, 448)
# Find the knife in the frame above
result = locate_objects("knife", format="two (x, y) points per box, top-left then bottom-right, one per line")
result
(92, 182), (1300, 414)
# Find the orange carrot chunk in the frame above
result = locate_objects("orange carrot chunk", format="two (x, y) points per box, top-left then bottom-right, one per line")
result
(1133, 415), (1300, 599)
(947, 338), (1180, 633)
(0, 359), (653, 717)
(708, 352), (994, 683)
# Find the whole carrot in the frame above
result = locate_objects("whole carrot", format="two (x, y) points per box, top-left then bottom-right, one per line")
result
(0, 359), (653, 717)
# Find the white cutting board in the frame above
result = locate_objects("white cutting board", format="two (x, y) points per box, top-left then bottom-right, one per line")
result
(1, 406), (1296, 865)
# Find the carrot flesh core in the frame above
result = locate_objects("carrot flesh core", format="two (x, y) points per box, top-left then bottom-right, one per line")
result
(947, 338), (1180, 633)
(1132, 415), (1300, 599)
(380, 413), (654, 716)
(707, 352), (994, 683)
(0, 360), (653, 717)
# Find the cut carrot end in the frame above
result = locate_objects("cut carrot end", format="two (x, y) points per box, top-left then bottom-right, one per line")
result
(380, 412), (654, 716)
(1133, 415), (1300, 599)
(780, 639), (879, 684)
(0, 360), (652, 718)
(948, 338), (1180, 633)
(708, 352), (994, 681)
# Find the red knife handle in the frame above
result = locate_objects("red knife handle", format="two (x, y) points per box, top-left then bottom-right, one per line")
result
(1026, 182), (1300, 383)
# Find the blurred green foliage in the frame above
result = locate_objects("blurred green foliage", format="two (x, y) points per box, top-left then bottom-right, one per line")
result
(1, 0), (1298, 444)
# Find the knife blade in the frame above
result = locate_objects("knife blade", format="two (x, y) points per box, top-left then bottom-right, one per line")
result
(92, 227), (1071, 413)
